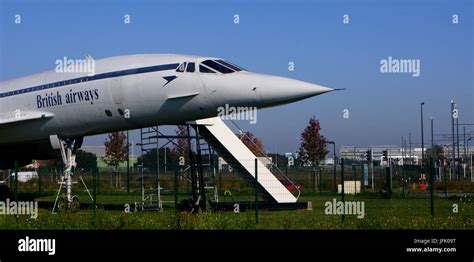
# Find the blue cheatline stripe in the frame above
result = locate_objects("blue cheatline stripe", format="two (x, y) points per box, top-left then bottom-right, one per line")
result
(0, 63), (180, 98)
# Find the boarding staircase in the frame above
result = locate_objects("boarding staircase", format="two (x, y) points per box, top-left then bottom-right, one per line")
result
(191, 117), (299, 203)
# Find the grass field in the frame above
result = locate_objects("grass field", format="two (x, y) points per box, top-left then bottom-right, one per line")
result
(1, 192), (472, 230)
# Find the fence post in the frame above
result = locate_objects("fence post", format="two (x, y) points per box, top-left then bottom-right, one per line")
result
(219, 171), (222, 192)
(255, 158), (258, 224)
(333, 158), (337, 195)
(14, 161), (18, 202)
(174, 169), (178, 212)
(38, 168), (42, 196)
(313, 167), (317, 191)
(93, 168), (97, 214)
(319, 166), (322, 194)
(352, 164), (356, 194)
(371, 162), (375, 192)
(430, 157), (434, 217)
(97, 170), (100, 195)
(402, 168), (406, 198)
(127, 165), (130, 194)
(341, 158), (345, 223)
(386, 166), (392, 199)
(444, 164), (448, 198)
(9, 165), (12, 189)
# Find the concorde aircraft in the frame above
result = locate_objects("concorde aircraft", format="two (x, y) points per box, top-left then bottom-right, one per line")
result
(0, 54), (333, 205)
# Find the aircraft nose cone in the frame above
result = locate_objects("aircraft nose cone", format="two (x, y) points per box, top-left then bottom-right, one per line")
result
(257, 75), (333, 107)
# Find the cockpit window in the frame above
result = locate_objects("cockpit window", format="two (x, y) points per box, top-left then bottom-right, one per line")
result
(176, 62), (187, 72)
(202, 60), (234, 74)
(215, 60), (244, 72)
(186, 62), (195, 72)
(199, 65), (216, 73)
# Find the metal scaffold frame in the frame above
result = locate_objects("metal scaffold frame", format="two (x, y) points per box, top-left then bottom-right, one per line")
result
(137, 125), (218, 212)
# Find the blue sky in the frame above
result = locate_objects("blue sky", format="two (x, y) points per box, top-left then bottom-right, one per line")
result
(1, 0), (472, 155)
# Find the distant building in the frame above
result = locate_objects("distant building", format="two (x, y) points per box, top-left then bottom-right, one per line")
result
(340, 145), (474, 166)
(340, 145), (421, 165)
(319, 158), (334, 165)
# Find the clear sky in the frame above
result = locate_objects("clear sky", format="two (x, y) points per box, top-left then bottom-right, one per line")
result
(1, 0), (472, 155)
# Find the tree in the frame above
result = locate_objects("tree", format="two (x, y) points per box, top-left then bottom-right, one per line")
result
(298, 116), (328, 166)
(238, 131), (265, 157)
(75, 150), (97, 171)
(103, 132), (129, 187)
(170, 125), (190, 164)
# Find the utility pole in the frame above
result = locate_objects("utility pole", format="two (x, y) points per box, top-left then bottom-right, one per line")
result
(451, 100), (456, 181)
(404, 138), (407, 159)
(409, 132), (412, 164)
(403, 137), (407, 163)
(401, 136), (404, 165)
(456, 116), (460, 163)
(421, 102), (425, 170)
(463, 126), (466, 160)
(430, 118), (435, 217)
(431, 118), (435, 160)
(468, 137), (473, 182)
(371, 148), (374, 192)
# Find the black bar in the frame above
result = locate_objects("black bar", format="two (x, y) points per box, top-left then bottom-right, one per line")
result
(0, 230), (471, 258)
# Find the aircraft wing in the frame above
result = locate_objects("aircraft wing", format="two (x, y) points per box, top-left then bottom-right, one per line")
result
(0, 111), (54, 125)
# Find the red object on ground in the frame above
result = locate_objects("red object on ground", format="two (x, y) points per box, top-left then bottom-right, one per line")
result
(419, 182), (425, 191)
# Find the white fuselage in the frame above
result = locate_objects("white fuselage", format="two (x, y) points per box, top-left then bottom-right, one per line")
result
(0, 54), (332, 145)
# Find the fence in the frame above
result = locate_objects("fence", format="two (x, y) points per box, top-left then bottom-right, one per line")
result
(1, 162), (473, 199)
(0, 159), (472, 229)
